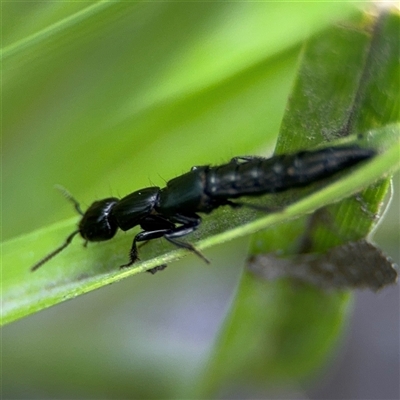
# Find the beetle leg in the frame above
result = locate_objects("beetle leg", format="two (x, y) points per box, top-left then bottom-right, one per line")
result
(120, 228), (171, 269)
(229, 155), (266, 164)
(165, 213), (209, 263)
(165, 235), (210, 264)
(147, 264), (168, 274)
(120, 213), (208, 268)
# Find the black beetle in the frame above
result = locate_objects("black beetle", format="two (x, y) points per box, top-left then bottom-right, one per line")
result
(31, 145), (375, 272)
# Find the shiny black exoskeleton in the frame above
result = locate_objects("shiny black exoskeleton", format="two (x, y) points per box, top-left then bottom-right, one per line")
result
(30, 145), (375, 272)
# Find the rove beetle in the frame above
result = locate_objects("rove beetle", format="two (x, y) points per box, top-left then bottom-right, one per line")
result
(30, 145), (375, 272)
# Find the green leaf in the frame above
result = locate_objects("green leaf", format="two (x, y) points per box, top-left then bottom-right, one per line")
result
(197, 10), (399, 396)
(2, 124), (398, 326)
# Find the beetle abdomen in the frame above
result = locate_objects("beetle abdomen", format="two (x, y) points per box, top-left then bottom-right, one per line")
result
(206, 146), (376, 198)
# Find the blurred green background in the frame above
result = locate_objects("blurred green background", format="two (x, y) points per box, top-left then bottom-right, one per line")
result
(3, 2), (360, 239)
(2, 2), (399, 399)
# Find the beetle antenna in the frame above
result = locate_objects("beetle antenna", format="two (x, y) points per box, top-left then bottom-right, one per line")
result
(54, 185), (84, 216)
(31, 230), (80, 272)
